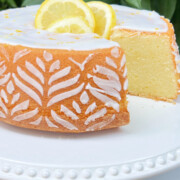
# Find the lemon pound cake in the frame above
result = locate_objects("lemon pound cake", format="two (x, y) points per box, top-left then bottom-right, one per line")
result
(111, 5), (180, 101)
(0, 6), (129, 133)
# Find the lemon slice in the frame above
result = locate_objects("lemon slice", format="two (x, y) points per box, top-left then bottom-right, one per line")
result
(35, 0), (95, 30)
(87, 1), (116, 38)
(47, 17), (93, 34)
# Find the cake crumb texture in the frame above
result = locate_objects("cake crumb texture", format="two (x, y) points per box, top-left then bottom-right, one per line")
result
(111, 7), (180, 100)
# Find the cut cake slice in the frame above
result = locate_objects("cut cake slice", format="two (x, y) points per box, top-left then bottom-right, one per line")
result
(111, 5), (180, 101)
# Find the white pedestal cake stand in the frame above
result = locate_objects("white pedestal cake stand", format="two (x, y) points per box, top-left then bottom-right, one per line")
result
(0, 95), (180, 180)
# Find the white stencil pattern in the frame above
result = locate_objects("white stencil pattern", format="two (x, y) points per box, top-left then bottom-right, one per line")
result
(0, 50), (39, 121)
(13, 49), (31, 63)
(0, 80), (38, 121)
(0, 48), (127, 131)
(86, 114), (116, 131)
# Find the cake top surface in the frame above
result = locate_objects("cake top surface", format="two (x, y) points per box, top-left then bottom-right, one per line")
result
(112, 4), (168, 33)
(0, 5), (118, 50)
(0, 4), (169, 50)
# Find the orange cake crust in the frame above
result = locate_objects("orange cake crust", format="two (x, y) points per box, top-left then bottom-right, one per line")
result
(0, 44), (129, 133)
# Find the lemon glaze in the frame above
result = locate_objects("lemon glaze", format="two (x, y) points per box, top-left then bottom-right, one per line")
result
(0, 4), (169, 50)
(112, 5), (168, 33)
(0, 5), (118, 50)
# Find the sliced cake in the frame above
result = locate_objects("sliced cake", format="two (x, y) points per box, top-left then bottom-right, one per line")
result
(111, 5), (180, 101)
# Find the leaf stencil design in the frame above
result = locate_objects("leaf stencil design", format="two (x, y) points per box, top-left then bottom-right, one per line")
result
(0, 46), (9, 61)
(12, 73), (42, 106)
(0, 64), (7, 76)
(51, 110), (78, 130)
(0, 79), (38, 122)
(30, 116), (43, 126)
(17, 66), (43, 95)
(60, 105), (79, 120)
(13, 108), (39, 122)
(47, 83), (85, 107)
(85, 108), (107, 125)
(11, 93), (20, 105)
(7, 81), (14, 94)
(49, 60), (60, 72)
(36, 57), (45, 72)
(48, 66), (71, 85)
(0, 73), (10, 86)
(48, 74), (80, 96)
(43, 50), (53, 62)
(69, 53), (94, 71)
(1, 89), (8, 103)
(13, 49), (31, 63)
(45, 116), (58, 128)
(11, 100), (29, 115)
(25, 61), (44, 84)
(0, 48), (123, 132)
(86, 114), (116, 131)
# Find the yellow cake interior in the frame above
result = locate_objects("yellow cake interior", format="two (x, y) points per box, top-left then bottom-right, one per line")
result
(111, 30), (178, 100)
(110, 4), (180, 101)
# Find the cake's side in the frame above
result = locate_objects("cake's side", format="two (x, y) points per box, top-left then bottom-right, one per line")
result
(111, 5), (179, 101)
(0, 44), (129, 133)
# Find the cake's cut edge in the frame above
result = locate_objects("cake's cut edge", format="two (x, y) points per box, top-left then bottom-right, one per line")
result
(110, 11), (179, 101)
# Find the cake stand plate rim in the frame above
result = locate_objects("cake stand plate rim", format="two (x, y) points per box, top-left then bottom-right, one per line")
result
(0, 95), (179, 180)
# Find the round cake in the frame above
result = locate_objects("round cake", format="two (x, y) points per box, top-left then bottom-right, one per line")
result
(0, 5), (129, 133)
(0, 3), (179, 133)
